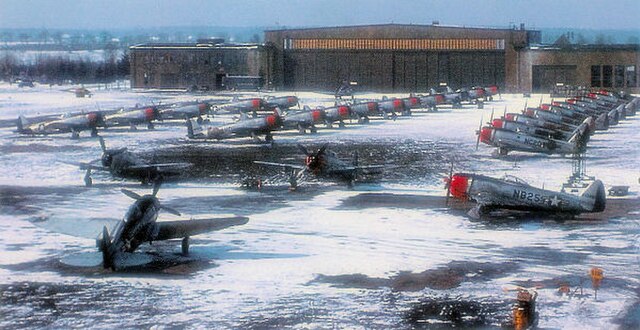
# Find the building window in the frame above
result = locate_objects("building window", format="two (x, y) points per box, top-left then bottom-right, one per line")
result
(626, 65), (637, 87)
(591, 65), (601, 87)
(602, 65), (613, 87)
(615, 65), (625, 87)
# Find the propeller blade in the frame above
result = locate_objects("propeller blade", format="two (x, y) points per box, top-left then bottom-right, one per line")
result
(489, 108), (495, 122)
(152, 180), (162, 197)
(160, 205), (181, 216)
(475, 115), (483, 151)
(524, 100), (528, 111)
(121, 188), (142, 200)
(297, 144), (310, 156)
(445, 162), (453, 206)
(503, 105), (507, 118)
(317, 144), (328, 156)
(98, 136), (107, 153)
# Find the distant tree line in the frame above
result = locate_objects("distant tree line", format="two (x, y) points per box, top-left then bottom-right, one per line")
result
(0, 52), (129, 84)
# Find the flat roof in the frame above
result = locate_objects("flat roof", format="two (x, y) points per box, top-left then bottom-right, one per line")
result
(265, 23), (539, 33)
(130, 43), (261, 50)
(528, 44), (640, 51)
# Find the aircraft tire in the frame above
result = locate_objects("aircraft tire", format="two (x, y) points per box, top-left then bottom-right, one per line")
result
(182, 237), (189, 255)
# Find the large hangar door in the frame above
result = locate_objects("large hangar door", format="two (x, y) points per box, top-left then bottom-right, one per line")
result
(532, 65), (577, 92)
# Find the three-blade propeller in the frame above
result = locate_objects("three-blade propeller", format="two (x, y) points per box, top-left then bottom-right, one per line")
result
(121, 181), (181, 216)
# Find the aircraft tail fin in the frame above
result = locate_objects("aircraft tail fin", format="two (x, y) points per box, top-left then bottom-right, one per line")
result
(98, 226), (115, 269)
(580, 180), (606, 213)
(17, 115), (28, 132)
(186, 118), (203, 138)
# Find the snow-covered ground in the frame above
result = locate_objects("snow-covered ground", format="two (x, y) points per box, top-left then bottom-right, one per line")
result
(0, 83), (638, 328)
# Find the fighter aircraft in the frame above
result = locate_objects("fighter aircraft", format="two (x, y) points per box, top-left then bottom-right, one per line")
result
(477, 115), (589, 156)
(254, 144), (384, 188)
(483, 85), (500, 101)
(64, 137), (191, 186)
(264, 95), (299, 110)
(378, 97), (405, 119)
(418, 93), (445, 112)
(97, 182), (249, 270)
(282, 106), (324, 133)
(186, 108), (283, 142)
(431, 87), (463, 108)
(214, 97), (264, 116)
(104, 106), (162, 130)
(17, 112), (105, 139)
(444, 172), (606, 219)
(321, 104), (351, 128)
(348, 101), (379, 123)
(400, 96), (421, 115)
(457, 87), (486, 104)
(160, 102), (210, 120)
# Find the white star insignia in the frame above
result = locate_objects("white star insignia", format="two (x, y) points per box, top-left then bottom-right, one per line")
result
(550, 196), (560, 207)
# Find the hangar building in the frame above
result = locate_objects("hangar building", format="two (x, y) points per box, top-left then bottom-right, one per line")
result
(264, 23), (540, 92)
(129, 38), (273, 90)
(129, 25), (640, 94)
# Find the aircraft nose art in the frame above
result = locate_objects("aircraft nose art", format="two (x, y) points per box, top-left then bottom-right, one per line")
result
(449, 174), (469, 199)
(479, 127), (493, 144)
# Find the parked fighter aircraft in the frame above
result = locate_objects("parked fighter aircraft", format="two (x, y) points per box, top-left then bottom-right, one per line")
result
(483, 85), (500, 101)
(431, 87), (463, 108)
(104, 106), (162, 130)
(349, 101), (379, 123)
(214, 97), (264, 116)
(458, 87), (486, 104)
(444, 172), (605, 218)
(477, 114), (588, 156)
(418, 93), (445, 112)
(282, 106), (324, 133)
(264, 95), (299, 110)
(322, 105), (351, 128)
(17, 112), (105, 139)
(160, 102), (210, 120)
(64, 137), (191, 186)
(254, 144), (384, 188)
(97, 182), (249, 270)
(378, 98), (404, 119)
(186, 109), (283, 142)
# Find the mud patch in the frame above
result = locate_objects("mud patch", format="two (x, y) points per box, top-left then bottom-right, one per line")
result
(313, 261), (519, 291)
(404, 295), (512, 328)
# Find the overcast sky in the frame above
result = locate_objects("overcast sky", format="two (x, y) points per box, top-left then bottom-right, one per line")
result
(1, 0), (639, 30)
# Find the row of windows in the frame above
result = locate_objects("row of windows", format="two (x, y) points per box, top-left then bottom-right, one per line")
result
(591, 65), (637, 88)
(284, 38), (505, 51)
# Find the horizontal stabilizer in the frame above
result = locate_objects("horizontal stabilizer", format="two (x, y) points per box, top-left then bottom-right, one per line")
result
(155, 216), (249, 241)
(253, 161), (306, 170)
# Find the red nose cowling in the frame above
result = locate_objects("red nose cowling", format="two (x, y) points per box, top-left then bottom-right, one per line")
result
(491, 119), (503, 128)
(479, 127), (493, 144)
(505, 113), (516, 121)
(266, 115), (277, 127)
(449, 174), (469, 199)
(144, 108), (155, 120)
(252, 99), (261, 109)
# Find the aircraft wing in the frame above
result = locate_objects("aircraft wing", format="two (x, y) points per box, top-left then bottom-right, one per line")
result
(128, 162), (192, 170)
(58, 160), (109, 171)
(253, 161), (306, 171)
(345, 165), (386, 171)
(155, 216), (249, 241)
